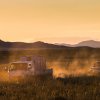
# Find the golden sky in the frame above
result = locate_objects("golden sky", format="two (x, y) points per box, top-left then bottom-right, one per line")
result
(0, 0), (100, 44)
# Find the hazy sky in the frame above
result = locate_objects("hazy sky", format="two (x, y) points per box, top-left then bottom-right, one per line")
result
(0, 0), (100, 44)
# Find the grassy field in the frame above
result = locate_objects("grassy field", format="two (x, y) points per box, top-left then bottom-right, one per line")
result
(0, 48), (100, 64)
(0, 76), (100, 100)
(0, 48), (100, 100)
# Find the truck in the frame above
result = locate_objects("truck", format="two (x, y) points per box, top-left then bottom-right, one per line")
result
(8, 56), (53, 79)
(90, 61), (100, 75)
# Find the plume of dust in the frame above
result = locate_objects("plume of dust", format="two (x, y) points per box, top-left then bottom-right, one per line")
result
(48, 58), (97, 78)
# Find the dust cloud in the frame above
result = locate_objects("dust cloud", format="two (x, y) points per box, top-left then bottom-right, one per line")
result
(48, 58), (97, 78)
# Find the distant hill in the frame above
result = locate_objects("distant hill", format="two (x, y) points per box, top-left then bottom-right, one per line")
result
(0, 39), (100, 50)
(55, 40), (100, 48)
(55, 43), (72, 47)
(74, 40), (100, 48)
(0, 40), (67, 50)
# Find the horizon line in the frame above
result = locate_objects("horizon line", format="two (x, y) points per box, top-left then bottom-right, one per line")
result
(0, 39), (100, 45)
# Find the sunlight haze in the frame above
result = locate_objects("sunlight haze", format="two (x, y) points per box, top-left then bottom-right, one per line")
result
(0, 0), (100, 44)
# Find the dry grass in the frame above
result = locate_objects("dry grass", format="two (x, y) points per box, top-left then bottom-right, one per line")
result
(0, 48), (100, 100)
(0, 76), (100, 100)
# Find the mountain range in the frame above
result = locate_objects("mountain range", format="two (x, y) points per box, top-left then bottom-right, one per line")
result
(0, 39), (100, 49)
(55, 40), (100, 48)
(0, 39), (67, 49)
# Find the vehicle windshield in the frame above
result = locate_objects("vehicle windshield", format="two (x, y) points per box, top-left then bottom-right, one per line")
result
(10, 63), (28, 70)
